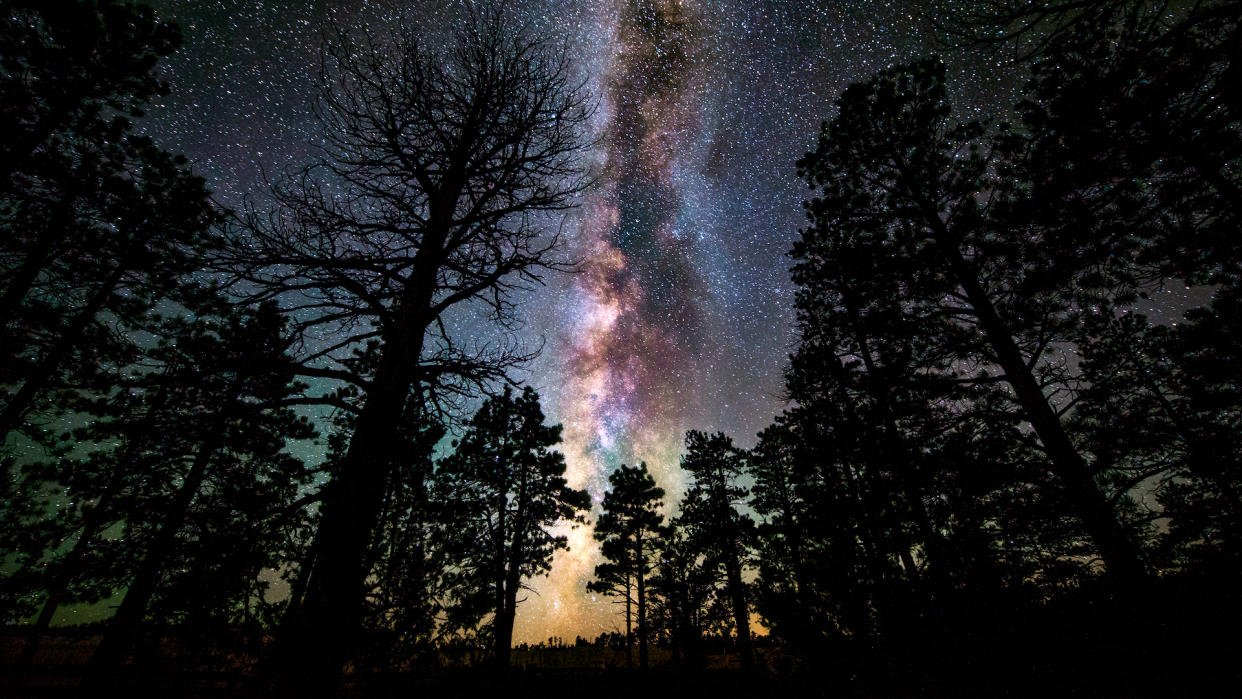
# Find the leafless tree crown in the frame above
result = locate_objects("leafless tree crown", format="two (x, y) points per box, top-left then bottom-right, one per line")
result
(230, 6), (595, 405)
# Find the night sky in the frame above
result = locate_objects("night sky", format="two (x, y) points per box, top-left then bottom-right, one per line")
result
(136, 0), (1198, 643)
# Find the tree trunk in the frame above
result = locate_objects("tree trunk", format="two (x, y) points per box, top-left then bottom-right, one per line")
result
(493, 605), (515, 673)
(269, 334), (420, 696)
(496, 455), (528, 673)
(713, 467), (753, 669)
(495, 535), (524, 673)
(942, 244), (1149, 587)
(625, 574), (633, 669)
(636, 541), (648, 670)
(722, 539), (753, 670)
(82, 436), (218, 688)
(285, 539), (317, 619)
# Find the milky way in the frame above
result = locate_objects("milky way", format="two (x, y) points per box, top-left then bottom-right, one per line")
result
(512, 0), (968, 642)
(516, 0), (718, 641)
(144, 0), (1059, 643)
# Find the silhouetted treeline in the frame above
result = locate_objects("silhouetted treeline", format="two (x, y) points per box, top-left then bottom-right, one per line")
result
(1, 1), (593, 695)
(588, 0), (1242, 689)
(2, 0), (1241, 696)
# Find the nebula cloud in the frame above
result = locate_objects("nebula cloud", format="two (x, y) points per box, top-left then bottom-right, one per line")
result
(515, 0), (715, 641)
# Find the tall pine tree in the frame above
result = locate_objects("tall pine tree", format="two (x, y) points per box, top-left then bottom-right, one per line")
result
(589, 462), (664, 669)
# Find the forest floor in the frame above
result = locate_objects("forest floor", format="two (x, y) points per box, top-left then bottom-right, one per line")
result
(2, 636), (1237, 699)
(2, 662), (1238, 699)
(4, 576), (1240, 698)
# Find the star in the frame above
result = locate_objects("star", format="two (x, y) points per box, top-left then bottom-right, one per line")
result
(143, 0), (1021, 643)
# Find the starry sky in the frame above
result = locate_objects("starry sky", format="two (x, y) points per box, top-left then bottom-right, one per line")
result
(134, 0), (1196, 643)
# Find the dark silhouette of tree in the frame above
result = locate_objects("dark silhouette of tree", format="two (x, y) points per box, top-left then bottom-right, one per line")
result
(795, 57), (1149, 588)
(357, 406), (448, 672)
(288, 365), (450, 674)
(436, 386), (588, 672)
(2, 298), (315, 687)
(1071, 295), (1242, 571)
(786, 131), (987, 600)
(0, 0), (215, 440)
(588, 535), (636, 668)
(647, 519), (712, 667)
(589, 462), (664, 669)
(79, 299), (315, 686)
(746, 419), (833, 647)
(756, 401), (898, 641)
(227, 6), (595, 690)
(1153, 290), (1242, 568)
(679, 431), (755, 669)
(1014, 3), (1241, 287)
(0, 0), (177, 186)
(936, 2), (1240, 289)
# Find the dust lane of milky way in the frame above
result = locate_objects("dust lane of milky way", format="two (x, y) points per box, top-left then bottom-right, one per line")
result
(511, 0), (958, 643)
(513, 0), (716, 643)
(144, 0), (1019, 643)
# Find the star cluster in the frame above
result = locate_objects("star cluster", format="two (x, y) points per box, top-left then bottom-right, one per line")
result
(139, 0), (1110, 643)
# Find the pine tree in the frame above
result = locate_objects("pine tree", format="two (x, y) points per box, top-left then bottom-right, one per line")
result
(589, 462), (664, 669)
(588, 536), (636, 667)
(227, 8), (595, 688)
(1072, 293), (1242, 571)
(647, 519), (713, 667)
(795, 57), (1148, 588)
(679, 431), (755, 669)
(1011, 2), (1242, 287)
(436, 386), (588, 672)
(747, 419), (834, 647)
(79, 299), (315, 684)
(4, 298), (315, 686)
(0, 0), (215, 440)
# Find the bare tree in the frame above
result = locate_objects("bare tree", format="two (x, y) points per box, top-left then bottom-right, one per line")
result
(225, 6), (594, 692)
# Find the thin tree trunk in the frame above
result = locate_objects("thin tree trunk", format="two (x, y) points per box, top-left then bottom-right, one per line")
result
(494, 606), (515, 672)
(286, 539), (317, 619)
(941, 243), (1148, 587)
(495, 560), (522, 673)
(636, 539), (647, 670)
(625, 574), (633, 670)
(492, 508), (508, 672)
(82, 435), (219, 688)
(496, 494), (525, 673)
(722, 538), (753, 670)
(710, 467), (753, 669)
(12, 512), (105, 686)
